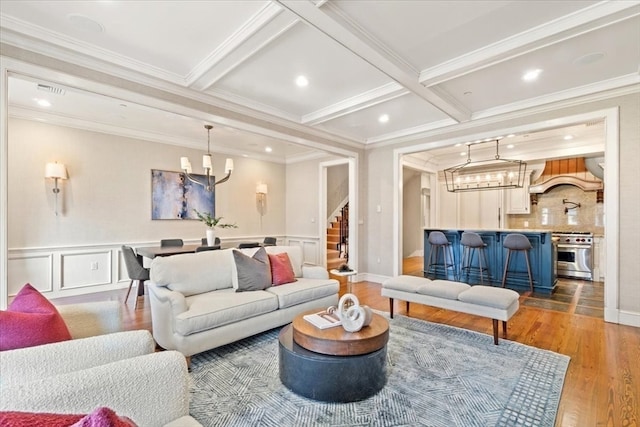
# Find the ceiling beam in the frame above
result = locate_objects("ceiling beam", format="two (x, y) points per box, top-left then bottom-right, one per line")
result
(275, 0), (471, 123)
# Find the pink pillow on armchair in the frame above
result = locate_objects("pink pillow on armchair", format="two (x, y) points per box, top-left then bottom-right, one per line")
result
(0, 283), (72, 351)
(0, 407), (137, 427)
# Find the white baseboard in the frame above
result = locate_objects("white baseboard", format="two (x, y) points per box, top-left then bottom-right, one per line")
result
(605, 308), (640, 328)
(358, 272), (391, 285)
(618, 310), (640, 328)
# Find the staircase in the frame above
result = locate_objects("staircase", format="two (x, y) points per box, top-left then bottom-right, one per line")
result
(326, 203), (349, 270)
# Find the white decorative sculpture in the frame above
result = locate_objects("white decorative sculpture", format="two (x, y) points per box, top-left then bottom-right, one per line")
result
(333, 293), (373, 332)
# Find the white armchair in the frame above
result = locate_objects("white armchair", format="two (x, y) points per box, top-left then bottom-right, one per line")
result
(0, 301), (202, 427)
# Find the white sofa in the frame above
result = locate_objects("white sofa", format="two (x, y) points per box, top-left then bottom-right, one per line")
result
(0, 302), (201, 427)
(148, 245), (340, 357)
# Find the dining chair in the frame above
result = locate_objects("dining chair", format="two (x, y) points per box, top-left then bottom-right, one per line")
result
(263, 237), (277, 246)
(160, 239), (184, 247)
(121, 245), (150, 309)
(201, 237), (221, 246)
(196, 245), (221, 252)
(238, 242), (260, 249)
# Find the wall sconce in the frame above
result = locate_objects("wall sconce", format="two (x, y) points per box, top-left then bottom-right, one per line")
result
(256, 183), (268, 217)
(45, 161), (68, 216)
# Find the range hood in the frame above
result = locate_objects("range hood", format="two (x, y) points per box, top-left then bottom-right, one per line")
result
(529, 157), (603, 194)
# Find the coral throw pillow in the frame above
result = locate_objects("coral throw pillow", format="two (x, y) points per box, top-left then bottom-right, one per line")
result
(268, 252), (297, 286)
(0, 283), (72, 351)
(0, 407), (137, 427)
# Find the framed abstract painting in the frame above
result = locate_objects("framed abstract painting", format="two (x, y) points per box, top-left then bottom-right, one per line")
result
(151, 169), (215, 220)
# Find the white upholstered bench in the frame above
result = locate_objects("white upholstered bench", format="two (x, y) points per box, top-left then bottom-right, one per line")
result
(381, 275), (520, 344)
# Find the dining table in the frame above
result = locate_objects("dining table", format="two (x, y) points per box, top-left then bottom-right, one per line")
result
(136, 244), (200, 259)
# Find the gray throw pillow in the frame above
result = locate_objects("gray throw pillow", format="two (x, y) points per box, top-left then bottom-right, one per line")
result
(233, 247), (272, 292)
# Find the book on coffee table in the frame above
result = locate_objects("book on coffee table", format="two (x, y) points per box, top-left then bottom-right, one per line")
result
(303, 311), (342, 329)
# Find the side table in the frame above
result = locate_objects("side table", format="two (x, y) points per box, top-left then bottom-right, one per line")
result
(330, 269), (358, 293)
(279, 310), (389, 402)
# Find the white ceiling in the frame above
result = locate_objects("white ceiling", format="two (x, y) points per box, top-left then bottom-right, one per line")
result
(1, 0), (638, 164)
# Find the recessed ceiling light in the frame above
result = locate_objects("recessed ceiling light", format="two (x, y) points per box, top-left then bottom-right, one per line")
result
(295, 75), (308, 87)
(67, 14), (104, 33)
(454, 143), (462, 147)
(265, 147), (272, 153)
(564, 135), (574, 140)
(378, 114), (389, 123)
(460, 152), (466, 156)
(35, 98), (51, 107)
(522, 69), (542, 82)
(507, 134), (516, 138)
(242, 154), (249, 158)
(507, 144), (515, 149)
(572, 52), (605, 66)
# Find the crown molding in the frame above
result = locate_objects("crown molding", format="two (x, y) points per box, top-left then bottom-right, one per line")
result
(0, 15), (186, 85)
(365, 119), (457, 145)
(419, 1), (640, 86)
(302, 82), (406, 125)
(187, 2), (293, 89)
(472, 74), (640, 120)
(365, 82), (640, 150)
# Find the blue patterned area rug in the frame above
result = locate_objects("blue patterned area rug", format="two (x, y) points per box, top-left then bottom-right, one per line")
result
(189, 314), (569, 427)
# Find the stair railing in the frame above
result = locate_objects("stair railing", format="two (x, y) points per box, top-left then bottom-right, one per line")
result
(339, 203), (349, 260)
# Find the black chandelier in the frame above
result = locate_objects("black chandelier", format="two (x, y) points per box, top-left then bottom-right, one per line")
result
(443, 139), (527, 192)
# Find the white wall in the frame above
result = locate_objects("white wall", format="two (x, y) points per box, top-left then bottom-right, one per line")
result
(402, 169), (422, 257)
(7, 118), (286, 297)
(326, 163), (348, 219)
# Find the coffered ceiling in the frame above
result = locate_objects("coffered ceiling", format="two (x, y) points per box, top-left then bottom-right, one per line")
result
(1, 1), (639, 163)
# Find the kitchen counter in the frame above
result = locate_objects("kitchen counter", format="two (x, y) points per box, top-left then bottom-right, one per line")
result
(424, 228), (557, 294)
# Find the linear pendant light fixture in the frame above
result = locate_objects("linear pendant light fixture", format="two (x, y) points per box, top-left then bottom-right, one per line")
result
(443, 139), (527, 192)
(180, 125), (233, 192)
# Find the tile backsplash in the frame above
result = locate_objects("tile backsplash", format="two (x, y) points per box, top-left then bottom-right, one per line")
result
(507, 184), (604, 236)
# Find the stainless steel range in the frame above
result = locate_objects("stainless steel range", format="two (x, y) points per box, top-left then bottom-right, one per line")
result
(552, 232), (593, 280)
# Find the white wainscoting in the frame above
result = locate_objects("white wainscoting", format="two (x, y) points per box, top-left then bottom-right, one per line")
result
(7, 235), (319, 299)
(285, 236), (320, 265)
(8, 244), (128, 299)
(7, 252), (53, 296)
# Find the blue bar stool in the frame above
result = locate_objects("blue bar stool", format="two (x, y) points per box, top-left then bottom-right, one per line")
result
(460, 232), (490, 284)
(501, 233), (533, 292)
(424, 231), (457, 281)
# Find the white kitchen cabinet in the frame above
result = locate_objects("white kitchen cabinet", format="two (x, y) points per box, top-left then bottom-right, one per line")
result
(437, 183), (503, 229)
(504, 172), (532, 214)
(437, 182), (458, 228)
(592, 236), (605, 281)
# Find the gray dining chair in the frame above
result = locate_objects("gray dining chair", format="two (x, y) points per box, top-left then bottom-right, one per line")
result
(161, 239), (184, 247)
(238, 242), (260, 249)
(121, 245), (150, 309)
(201, 237), (221, 246)
(196, 245), (221, 252)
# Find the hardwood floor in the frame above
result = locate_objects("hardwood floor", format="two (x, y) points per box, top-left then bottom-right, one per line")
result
(51, 262), (639, 427)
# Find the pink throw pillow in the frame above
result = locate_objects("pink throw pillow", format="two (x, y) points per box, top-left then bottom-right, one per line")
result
(71, 407), (137, 427)
(268, 253), (297, 286)
(0, 411), (83, 427)
(0, 283), (72, 351)
(0, 407), (137, 427)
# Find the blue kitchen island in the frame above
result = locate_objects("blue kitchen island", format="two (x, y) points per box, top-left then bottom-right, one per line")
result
(423, 228), (557, 294)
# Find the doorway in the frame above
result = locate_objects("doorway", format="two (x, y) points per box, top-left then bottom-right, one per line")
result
(394, 108), (619, 323)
